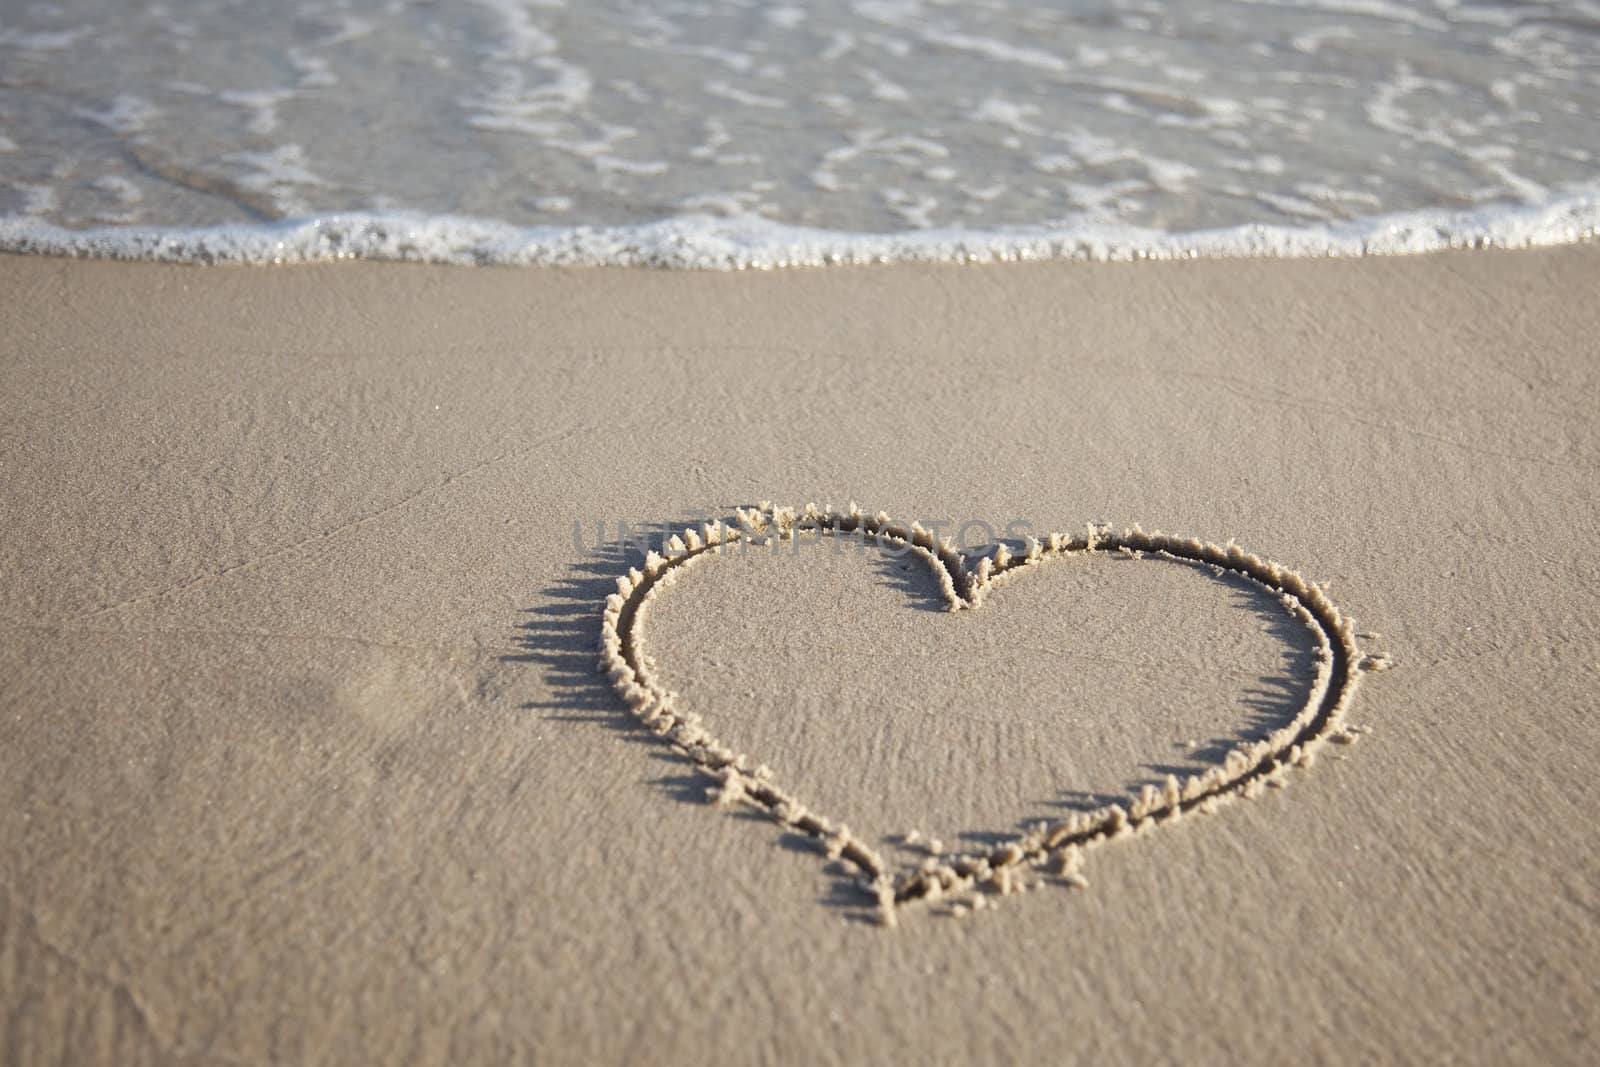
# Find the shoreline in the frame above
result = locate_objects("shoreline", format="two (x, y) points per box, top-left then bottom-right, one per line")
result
(3, 183), (1598, 268)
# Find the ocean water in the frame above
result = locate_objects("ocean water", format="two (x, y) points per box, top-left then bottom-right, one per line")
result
(1, 0), (1597, 266)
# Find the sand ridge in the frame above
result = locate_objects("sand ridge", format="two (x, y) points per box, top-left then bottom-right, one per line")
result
(598, 502), (1384, 926)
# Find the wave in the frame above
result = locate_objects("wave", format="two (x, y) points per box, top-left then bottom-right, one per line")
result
(3, 184), (1596, 269)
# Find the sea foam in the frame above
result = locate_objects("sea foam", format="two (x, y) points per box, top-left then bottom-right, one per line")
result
(2, 185), (1595, 268)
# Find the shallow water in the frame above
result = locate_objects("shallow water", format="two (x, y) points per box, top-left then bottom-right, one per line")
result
(2, 0), (1597, 265)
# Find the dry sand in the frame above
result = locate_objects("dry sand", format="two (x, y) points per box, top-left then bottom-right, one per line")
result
(1, 246), (1597, 1064)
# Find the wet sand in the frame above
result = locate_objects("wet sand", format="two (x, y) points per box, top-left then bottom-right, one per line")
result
(2, 246), (1597, 1064)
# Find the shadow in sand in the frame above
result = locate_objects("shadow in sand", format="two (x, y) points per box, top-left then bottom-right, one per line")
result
(508, 514), (880, 919)
(870, 549), (949, 612)
(1131, 565), (1321, 790)
(1018, 559), (1322, 835)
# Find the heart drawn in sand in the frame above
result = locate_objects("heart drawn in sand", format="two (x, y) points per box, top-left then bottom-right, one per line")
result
(596, 503), (1386, 925)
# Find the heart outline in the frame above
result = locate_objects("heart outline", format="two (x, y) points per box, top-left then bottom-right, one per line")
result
(596, 503), (1380, 925)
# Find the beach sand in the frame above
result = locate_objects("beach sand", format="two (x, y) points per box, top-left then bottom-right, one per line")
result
(1, 246), (1597, 1064)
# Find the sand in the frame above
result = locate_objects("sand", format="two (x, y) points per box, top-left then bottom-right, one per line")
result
(1, 246), (1597, 1064)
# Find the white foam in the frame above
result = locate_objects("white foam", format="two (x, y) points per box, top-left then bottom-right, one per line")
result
(1237, 0), (1448, 32)
(3, 184), (1594, 268)
(91, 176), (143, 204)
(74, 95), (159, 135)
(883, 189), (937, 229)
(471, 0), (558, 60)
(314, 14), (375, 48)
(969, 97), (1042, 135)
(766, 7), (807, 30)
(9, 185), (58, 217)
(703, 80), (786, 109)
(860, 67), (911, 103)
(0, 27), (90, 51)
(594, 156), (669, 177)
(219, 89), (295, 136)
(917, 28), (1069, 74)
(287, 48), (339, 88)
(219, 145), (326, 217)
